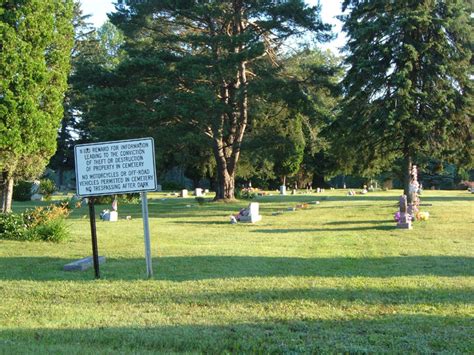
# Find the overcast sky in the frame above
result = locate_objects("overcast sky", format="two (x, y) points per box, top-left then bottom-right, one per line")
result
(79, 0), (346, 53)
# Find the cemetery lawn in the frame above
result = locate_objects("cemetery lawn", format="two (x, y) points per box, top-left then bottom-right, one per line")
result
(1, 190), (473, 353)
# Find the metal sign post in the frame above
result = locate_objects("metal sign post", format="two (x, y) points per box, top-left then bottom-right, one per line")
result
(88, 197), (100, 279)
(141, 192), (153, 278)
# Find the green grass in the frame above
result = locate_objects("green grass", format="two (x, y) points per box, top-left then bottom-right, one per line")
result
(1, 189), (473, 353)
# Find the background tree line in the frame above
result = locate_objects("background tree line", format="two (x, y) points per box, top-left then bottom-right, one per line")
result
(1, 0), (472, 209)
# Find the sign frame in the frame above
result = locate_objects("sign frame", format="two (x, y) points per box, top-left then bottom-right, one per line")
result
(74, 137), (157, 197)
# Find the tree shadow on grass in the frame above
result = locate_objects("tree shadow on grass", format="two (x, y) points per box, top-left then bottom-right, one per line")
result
(0, 315), (471, 353)
(0, 255), (472, 281)
(252, 225), (396, 233)
(324, 220), (392, 225)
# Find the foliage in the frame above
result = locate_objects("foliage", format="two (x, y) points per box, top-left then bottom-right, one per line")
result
(78, 0), (330, 200)
(235, 188), (258, 200)
(39, 179), (57, 201)
(94, 194), (140, 205)
(335, 0), (473, 201)
(26, 218), (69, 243)
(161, 181), (185, 191)
(12, 181), (33, 202)
(0, 213), (28, 241)
(0, 203), (70, 242)
(0, 0), (75, 212)
(241, 49), (342, 186)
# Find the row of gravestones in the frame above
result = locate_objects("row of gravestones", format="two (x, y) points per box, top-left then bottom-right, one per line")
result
(179, 188), (210, 198)
(279, 186), (325, 195)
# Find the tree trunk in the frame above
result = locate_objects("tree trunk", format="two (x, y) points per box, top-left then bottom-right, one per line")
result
(2, 176), (14, 213)
(0, 172), (5, 213)
(282, 175), (286, 186)
(213, 138), (236, 200)
(215, 167), (235, 200)
(403, 155), (413, 204)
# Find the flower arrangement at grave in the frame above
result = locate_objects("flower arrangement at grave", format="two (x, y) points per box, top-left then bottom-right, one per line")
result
(238, 187), (259, 199)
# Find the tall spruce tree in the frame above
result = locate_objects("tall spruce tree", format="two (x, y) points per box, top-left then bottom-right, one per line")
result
(104, 0), (330, 200)
(0, 0), (74, 212)
(337, 0), (472, 201)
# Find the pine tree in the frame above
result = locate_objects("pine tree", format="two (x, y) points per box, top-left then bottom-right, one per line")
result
(337, 0), (472, 201)
(102, 0), (330, 200)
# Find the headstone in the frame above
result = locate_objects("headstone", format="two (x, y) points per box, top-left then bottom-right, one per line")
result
(204, 189), (210, 194)
(64, 256), (106, 271)
(316, 187), (321, 193)
(291, 189), (296, 195)
(156, 184), (162, 192)
(31, 193), (43, 201)
(408, 165), (420, 219)
(239, 202), (262, 223)
(101, 210), (118, 222)
(180, 189), (188, 198)
(195, 188), (203, 197)
(397, 195), (412, 229)
(279, 185), (286, 195)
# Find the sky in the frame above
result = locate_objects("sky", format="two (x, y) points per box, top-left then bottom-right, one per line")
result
(79, 0), (346, 53)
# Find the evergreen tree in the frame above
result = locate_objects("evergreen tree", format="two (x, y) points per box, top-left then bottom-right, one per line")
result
(49, 1), (96, 188)
(0, 0), (74, 212)
(100, 0), (330, 200)
(336, 0), (472, 202)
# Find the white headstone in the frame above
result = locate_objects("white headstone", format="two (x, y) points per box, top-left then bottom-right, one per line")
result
(180, 189), (188, 198)
(239, 202), (262, 223)
(102, 210), (118, 222)
(195, 188), (203, 197)
(279, 185), (286, 195)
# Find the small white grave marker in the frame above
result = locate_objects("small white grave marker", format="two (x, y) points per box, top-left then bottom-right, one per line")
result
(239, 202), (262, 223)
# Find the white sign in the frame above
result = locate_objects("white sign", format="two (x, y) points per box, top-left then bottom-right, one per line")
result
(74, 138), (157, 197)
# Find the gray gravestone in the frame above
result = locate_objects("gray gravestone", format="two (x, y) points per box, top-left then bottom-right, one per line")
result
(397, 195), (412, 229)
(64, 256), (106, 271)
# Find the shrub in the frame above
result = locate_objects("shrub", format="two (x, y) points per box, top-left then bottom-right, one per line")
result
(0, 213), (29, 240)
(94, 193), (140, 205)
(28, 218), (69, 243)
(23, 204), (70, 228)
(39, 179), (56, 201)
(13, 181), (33, 201)
(0, 203), (71, 243)
(236, 188), (258, 200)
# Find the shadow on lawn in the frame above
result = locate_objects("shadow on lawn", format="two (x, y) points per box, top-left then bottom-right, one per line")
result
(253, 225), (396, 233)
(0, 255), (472, 281)
(0, 315), (471, 353)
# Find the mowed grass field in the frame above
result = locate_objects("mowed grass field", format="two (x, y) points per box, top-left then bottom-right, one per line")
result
(1, 189), (473, 353)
